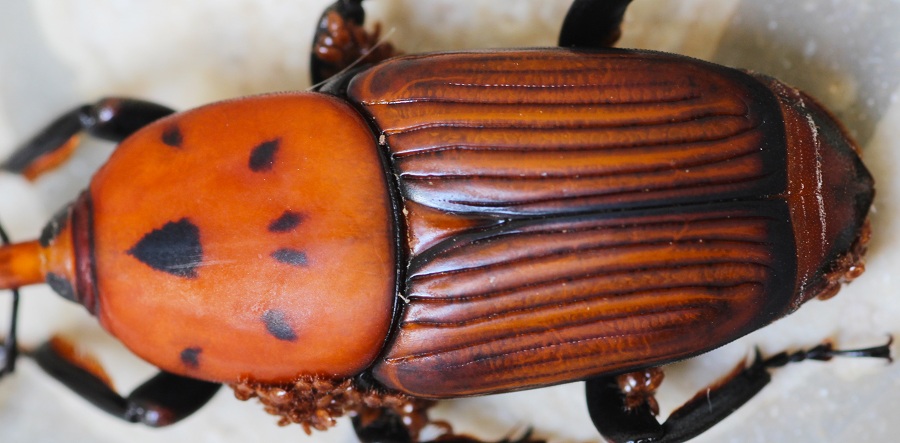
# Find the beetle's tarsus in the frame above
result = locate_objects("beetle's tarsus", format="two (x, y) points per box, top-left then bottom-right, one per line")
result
(833, 335), (894, 363)
(762, 336), (894, 368)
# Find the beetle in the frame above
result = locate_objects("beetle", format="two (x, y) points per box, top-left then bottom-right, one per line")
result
(0, 0), (893, 442)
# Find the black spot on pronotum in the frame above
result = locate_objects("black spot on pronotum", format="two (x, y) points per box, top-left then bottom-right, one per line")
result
(180, 347), (202, 369)
(46, 273), (77, 303)
(161, 125), (183, 148)
(268, 211), (303, 232)
(128, 218), (203, 278)
(249, 138), (280, 172)
(262, 310), (298, 341)
(272, 248), (307, 266)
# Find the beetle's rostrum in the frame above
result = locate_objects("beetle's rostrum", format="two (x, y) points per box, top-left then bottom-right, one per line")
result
(0, 1), (888, 442)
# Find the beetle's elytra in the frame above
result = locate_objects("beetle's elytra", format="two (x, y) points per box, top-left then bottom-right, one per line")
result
(0, 1), (890, 442)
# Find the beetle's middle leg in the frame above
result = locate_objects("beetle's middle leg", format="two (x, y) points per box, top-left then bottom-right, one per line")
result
(352, 403), (545, 443)
(585, 339), (893, 443)
(1, 97), (174, 180)
(310, 0), (399, 85)
(558, 0), (633, 49)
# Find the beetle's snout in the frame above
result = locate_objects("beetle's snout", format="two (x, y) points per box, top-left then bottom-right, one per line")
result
(0, 239), (42, 290)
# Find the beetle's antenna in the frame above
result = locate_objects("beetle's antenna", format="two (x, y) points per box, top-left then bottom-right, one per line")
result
(0, 218), (21, 377)
(309, 26), (398, 91)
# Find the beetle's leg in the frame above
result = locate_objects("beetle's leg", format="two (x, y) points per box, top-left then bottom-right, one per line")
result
(27, 337), (220, 426)
(585, 339), (894, 443)
(0, 289), (19, 377)
(0, 220), (21, 378)
(352, 403), (544, 443)
(352, 404), (418, 443)
(2, 97), (174, 180)
(310, 0), (399, 85)
(558, 0), (633, 48)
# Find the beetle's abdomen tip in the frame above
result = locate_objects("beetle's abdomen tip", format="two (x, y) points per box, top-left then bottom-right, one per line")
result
(757, 74), (875, 307)
(802, 96), (874, 301)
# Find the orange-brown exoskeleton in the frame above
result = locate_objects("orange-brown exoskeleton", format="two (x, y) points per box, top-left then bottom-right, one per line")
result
(0, 1), (890, 442)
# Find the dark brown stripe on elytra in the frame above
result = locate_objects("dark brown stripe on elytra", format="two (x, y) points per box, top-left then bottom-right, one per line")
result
(161, 125), (183, 148)
(262, 309), (298, 341)
(249, 138), (280, 172)
(180, 347), (202, 369)
(272, 248), (307, 266)
(268, 211), (303, 232)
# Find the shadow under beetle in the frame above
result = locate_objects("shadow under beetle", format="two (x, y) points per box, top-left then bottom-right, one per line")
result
(0, 1), (892, 442)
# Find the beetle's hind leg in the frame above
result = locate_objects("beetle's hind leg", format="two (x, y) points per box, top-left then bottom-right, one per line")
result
(585, 339), (893, 443)
(21, 336), (221, 426)
(310, 0), (399, 85)
(559, 0), (633, 49)
(2, 97), (174, 180)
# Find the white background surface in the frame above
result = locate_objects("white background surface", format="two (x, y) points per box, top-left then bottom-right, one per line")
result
(0, 1), (898, 442)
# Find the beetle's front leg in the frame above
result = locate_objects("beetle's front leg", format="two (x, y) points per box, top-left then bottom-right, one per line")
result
(310, 0), (399, 85)
(559, 0), (633, 49)
(2, 97), (174, 180)
(28, 337), (220, 427)
(585, 340), (893, 443)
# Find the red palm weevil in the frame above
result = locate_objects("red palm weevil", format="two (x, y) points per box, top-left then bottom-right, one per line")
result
(0, 1), (895, 442)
